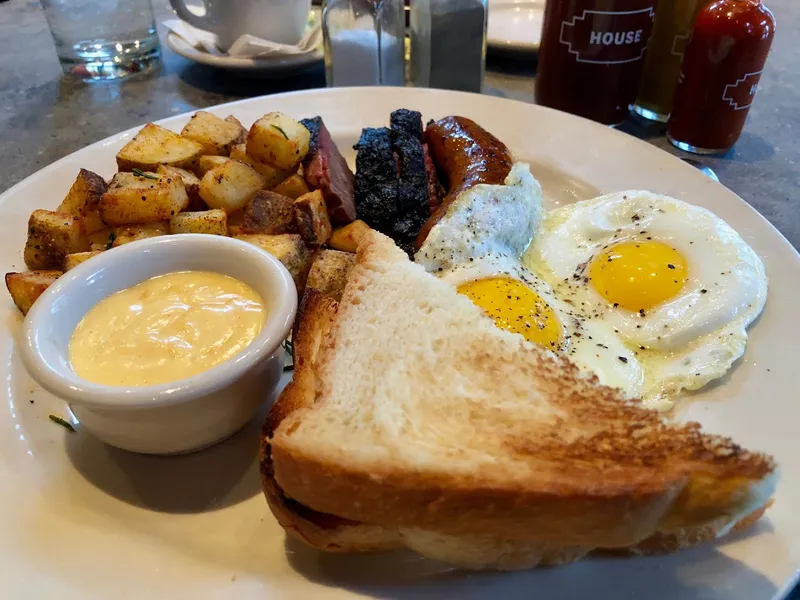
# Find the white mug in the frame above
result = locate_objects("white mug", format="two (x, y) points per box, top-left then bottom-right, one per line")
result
(169, 0), (311, 50)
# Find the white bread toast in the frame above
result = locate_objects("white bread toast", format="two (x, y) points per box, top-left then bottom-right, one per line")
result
(260, 231), (777, 569)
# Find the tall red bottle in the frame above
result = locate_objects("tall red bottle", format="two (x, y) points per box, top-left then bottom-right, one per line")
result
(667, 0), (775, 154)
(535, 0), (659, 125)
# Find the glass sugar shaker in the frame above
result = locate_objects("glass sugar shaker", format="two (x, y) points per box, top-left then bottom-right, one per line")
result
(410, 0), (488, 92)
(322, 0), (406, 87)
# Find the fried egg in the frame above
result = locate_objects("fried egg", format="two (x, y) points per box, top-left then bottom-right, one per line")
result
(525, 191), (768, 409)
(416, 165), (645, 397)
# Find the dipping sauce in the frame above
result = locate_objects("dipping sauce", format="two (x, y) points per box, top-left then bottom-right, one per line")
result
(69, 271), (266, 387)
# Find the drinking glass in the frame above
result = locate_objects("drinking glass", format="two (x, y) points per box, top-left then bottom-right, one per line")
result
(40, 0), (161, 81)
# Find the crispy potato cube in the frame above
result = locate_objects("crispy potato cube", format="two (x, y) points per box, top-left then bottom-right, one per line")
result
(5, 270), (62, 315)
(57, 169), (108, 235)
(199, 160), (265, 214)
(100, 171), (189, 225)
(272, 173), (311, 200)
(156, 165), (202, 207)
(241, 190), (296, 235)
(64, 250), (104, 271)
(112, 221), (170, 247)
(170, 209), (227, 235)
(225, 115), (248, 145)
(180, 111), (244, 156)
(306, 250), (356, 301)
(234, 233), (311, 293)
(246, 112), (310, 170)
(24, 210), (90, 270)
(194, 155), (231, 177)
(294, 190), (332, 247)
(116, 123), (203, 172)
(229, 143), (290, 188)
(88, 228), (115, 251)
(328, 219), (372, 253)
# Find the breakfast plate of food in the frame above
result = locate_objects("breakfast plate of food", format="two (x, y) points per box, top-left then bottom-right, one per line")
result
(0, 87), (797, 599)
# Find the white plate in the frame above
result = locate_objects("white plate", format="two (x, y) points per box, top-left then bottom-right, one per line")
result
(1, 88), (798, 600)
(166, 33), (323, 75)
(487, 0), (545, 53)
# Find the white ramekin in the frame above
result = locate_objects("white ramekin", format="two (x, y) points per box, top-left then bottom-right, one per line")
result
(19, 234), (297, 455)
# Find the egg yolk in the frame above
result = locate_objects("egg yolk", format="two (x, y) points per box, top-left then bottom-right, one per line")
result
(588, 240), (688, 312)
(457, 277), (562, 349)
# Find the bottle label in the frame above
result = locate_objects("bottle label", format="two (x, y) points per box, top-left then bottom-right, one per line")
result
(723, 71), (763, 110)
(560, 8), (656, 65)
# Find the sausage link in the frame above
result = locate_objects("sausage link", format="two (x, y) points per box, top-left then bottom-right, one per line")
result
(414, 116), (514, 249)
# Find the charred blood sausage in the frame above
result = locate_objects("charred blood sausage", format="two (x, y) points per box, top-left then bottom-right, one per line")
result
(414, 116), (513, 249)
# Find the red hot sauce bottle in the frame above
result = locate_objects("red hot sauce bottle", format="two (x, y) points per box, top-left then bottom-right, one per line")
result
(667, 0), (775, 154)
(535, 0), (659, 126)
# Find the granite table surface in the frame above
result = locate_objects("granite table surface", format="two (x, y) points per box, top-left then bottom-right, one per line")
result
(0, 0), (798, 597)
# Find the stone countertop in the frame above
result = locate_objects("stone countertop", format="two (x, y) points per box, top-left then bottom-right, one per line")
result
(0, 0), (797, 596)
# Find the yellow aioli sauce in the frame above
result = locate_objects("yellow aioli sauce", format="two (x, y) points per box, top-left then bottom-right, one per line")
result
(69, 271), (266, 387)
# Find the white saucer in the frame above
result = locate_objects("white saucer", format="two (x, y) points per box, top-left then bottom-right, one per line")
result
(487, 0), (545, 53)
(167, 32), (324, 76)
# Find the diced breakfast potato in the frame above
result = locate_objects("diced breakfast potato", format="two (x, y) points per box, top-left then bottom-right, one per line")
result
(306, 250), (356, 301)
(229, 143), (290, 188)
(5, 270), (62, 315)
(199, 160), (265, 213)
(329, 219), (372, 253)
(242, 190), (296, 235)
(234, 233), (311, 293)
(116, 123), (203, 172)
(64, 250), (103, 271)
(169, 209), (227, 235)
(194, 155), (231, 178)
(156, 165), (203, 208)
(246, 112), (311, 171)
(112, 221), (170, 247)
(225, 115), (248, 145)
(56, 169), (108, 235)
(24, 210), (90, 270)
(88, 228), (115, 251)
(180, 111), (243, 156)
(294, 190), (332, 247)
(272, 173), (310, 200)
(100, 171), (189, 226)
(227, 210), (245, 236)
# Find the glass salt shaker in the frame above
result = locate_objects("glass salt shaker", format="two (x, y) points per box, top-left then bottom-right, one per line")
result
(410, 0), (488, 92)
(322, 0), (406, 87)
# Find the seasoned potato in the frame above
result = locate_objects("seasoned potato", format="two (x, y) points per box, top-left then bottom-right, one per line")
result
(24, 210), (90, 270)
(170, 209), (227, 235)
(194, 155), (231, 178)
(64, 250), (103, 271)
(246, 112), (310, 170)
(294, 190), (332, 247)
(229, 143), (290, 188)
(234, 233), (311, 293)
(88, 228), (116, 251)
(5, 270), (62, 315)
(116, 123), (203, 172)
(329, 219), (372, 253)
(100, 171), (189, 225)
(226, 210), (245, 236)
(156, 165), (203, 209)
(306, 250), (356, 301)
(56, 169), (108, 235)
(112, 221), (170, 247)
(199, 160), (265, 213)
(242, 190), (296, 235)
(272, 173), (311, 200)
(225, 115), (248, 145)
(180, 111), (243, 156)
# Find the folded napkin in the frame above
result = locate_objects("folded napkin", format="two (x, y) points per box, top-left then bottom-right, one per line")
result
(164, 18), (322, 57)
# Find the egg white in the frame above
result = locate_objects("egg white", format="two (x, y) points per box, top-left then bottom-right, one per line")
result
(525, 191), (768, 409)
(416, 165), (645, 398)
